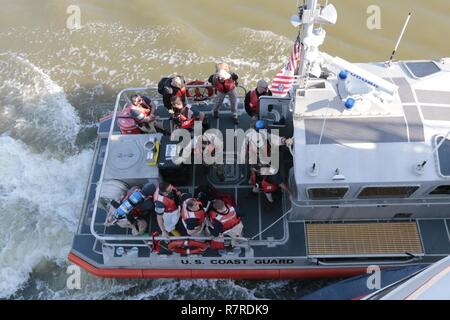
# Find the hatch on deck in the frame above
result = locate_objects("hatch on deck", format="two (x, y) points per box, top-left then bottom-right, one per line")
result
(436, 136), (450, 177)
(306, 222), (424, 258)
(304, 117), (409, 144)
(404, 61), (441, 79)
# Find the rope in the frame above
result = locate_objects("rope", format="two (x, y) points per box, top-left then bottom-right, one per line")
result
(250, 208), (292, 240)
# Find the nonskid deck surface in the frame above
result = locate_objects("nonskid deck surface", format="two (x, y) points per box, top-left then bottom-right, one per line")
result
(76, 101), (296, 262)
(72, 100), (450, 269)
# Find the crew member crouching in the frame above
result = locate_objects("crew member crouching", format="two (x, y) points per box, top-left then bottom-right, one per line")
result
(129, 94), (161, 133)
(107, 182), (157, 236)
(158, 76), (187, 112)
(170, 96), (206, 133)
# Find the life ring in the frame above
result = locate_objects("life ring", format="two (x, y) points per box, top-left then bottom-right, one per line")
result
(186, 80), (215, 101)
(168, 240), (209, 255)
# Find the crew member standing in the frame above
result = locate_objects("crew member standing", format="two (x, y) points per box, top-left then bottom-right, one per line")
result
(208, 63), (239, 124)
(244, 79), (272, 123)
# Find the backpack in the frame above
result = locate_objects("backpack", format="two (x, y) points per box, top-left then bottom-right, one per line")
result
(157, 77), (171, 95)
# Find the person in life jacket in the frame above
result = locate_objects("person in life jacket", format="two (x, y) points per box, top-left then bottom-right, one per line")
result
(243, 120), (294, 203)
(194, 131), (225, 181)
(109, 182), (157, 236)
(240, 120), (293, 166)
(170, 96), (206, 132)
(158, 76), (187, 112)
(208, 199), (243, 238)
(129, 94), (161, 134)
(244, 79), (273, 122)
(249, 164), (293, 204)
(154, 182), (182, 238)
(208, 63), (240, 124)
(180, 196), (208, 236)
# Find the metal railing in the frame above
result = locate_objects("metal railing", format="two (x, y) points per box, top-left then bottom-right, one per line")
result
(89, 85), (251, 246)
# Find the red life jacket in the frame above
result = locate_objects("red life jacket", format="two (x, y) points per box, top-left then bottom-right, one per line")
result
(130, 105), (151, 124)
(250, 171), (279, 193)
(175, 87), (187, 98)
(209, 206), (241, 231)
(154, 191), (178, 213)
(214, 78), (236, 94)
(249, 90), (260, 114)
(261, 178), (279, 193)
(176, 107), (195, 129)
(181, 199), (206, 228)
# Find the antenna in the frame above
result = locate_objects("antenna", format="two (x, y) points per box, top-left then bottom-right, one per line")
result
(386, 13), (412, 67)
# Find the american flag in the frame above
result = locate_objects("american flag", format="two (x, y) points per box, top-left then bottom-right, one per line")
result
(270, 38), (301, 96)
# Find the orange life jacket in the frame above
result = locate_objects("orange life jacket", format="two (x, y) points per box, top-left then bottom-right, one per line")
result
(130, 105), (151, 124)
(214, 78), (236, 94)
(154, 191), (178, 213)
(261, 178), (279, 193)
(250, 171), (279, 193)
(175, 107), (195, 129)
(181, 200), (206, 227)
(175, 87), (187, 98)
(209, 206), (241, 231)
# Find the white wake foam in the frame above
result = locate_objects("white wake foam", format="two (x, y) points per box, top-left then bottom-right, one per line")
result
(0, 24), (303, 300)
(0, 136), (92, 298)
(0, 56), (92, 298)
(0, 54), (81, 154)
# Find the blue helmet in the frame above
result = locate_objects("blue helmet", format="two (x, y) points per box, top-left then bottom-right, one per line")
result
(255, 120), (267, 130)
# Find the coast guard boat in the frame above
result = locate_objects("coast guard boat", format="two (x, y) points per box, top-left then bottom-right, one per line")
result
(69, 0), (450, 279)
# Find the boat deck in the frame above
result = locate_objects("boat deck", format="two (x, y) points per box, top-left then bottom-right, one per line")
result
(70, 97), (450, 277)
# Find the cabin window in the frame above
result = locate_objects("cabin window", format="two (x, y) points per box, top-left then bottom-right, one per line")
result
(357, 186), (419, 199)
(429, 185), (450, 195)
(308, 188), (348, 200)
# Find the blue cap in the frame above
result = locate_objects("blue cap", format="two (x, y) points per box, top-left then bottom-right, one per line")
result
(339, 70), (348, 80)
(255, 120), (267, 130)
(345, 98), (356, 109)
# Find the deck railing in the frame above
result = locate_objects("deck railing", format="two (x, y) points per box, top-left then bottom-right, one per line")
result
(89, 85), (254, 246)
